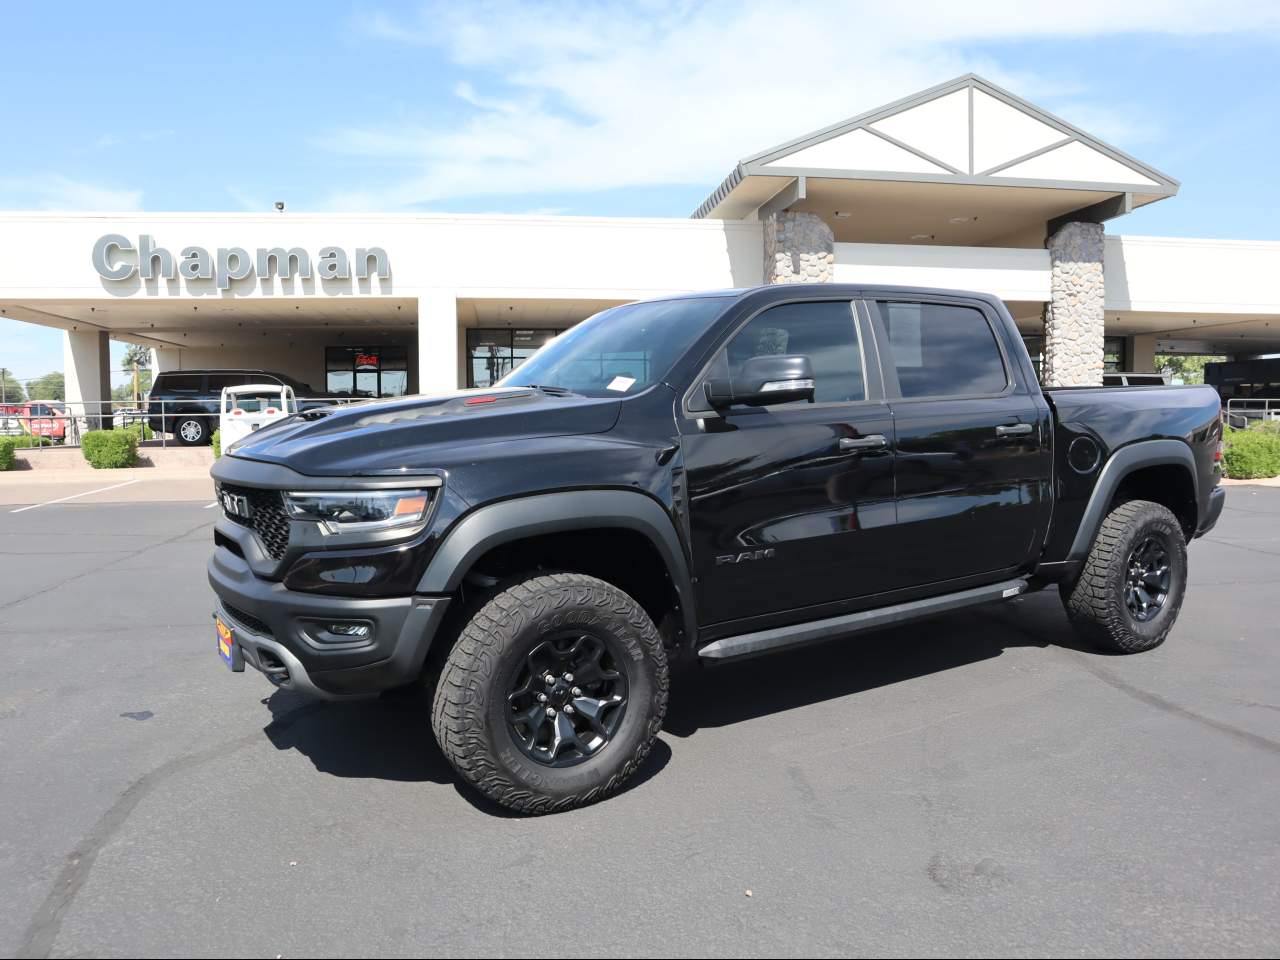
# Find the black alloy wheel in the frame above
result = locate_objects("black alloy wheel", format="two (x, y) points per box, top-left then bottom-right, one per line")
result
(506, 633), (628, 767)
(1123, 535), (1171, 623)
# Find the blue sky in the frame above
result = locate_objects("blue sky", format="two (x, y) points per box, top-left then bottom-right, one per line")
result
(2, 0), (1279, 383)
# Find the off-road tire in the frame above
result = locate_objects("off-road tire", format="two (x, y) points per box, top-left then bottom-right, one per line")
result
(431, 572), (668, 814)
(1061, 499), (1187, 654)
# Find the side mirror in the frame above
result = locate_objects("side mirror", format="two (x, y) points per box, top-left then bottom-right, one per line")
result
(704, 354), (816, 408)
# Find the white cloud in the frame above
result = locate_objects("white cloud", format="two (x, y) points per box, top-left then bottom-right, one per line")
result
(325, 0), (1280, 210)
(0, 174), (143, 211)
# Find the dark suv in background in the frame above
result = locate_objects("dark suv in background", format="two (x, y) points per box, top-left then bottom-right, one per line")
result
(147, 369), (336, 445)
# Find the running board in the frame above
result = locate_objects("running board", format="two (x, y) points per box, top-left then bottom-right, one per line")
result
(698, 578), (1029, 661)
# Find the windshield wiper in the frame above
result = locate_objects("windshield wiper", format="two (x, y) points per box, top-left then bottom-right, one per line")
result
(522, 384), (579, 397)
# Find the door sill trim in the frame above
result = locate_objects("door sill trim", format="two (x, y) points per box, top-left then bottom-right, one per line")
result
(697, 577), (1028, 661)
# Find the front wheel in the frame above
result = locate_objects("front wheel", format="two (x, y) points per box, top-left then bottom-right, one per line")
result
(1061, 499), (1188, 654)
(431, 572), (669, 814)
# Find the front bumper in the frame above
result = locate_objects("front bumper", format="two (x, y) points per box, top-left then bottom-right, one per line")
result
(1196, 485), (1227, 539)
(208, 546), (450, 699)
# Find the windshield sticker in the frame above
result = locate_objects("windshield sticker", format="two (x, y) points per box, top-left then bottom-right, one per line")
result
(606, 376), (636, 392)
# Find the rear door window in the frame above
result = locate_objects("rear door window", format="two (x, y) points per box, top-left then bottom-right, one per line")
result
(159, 374), (203, 394)
(877, 301), (1008, 398)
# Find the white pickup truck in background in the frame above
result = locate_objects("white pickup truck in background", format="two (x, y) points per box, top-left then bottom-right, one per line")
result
(218, 383), (297, 450)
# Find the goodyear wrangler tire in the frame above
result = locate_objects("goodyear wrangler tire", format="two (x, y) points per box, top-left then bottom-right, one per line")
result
(431, 572), (668, 814)
(1061, 499), (1188, 654)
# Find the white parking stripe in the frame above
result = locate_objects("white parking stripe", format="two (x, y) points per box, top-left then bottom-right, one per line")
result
(204, 501), (219, 509)
(9, 479), (141, 513)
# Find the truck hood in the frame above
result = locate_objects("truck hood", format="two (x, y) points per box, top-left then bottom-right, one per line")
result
(225, 388), (623, 476)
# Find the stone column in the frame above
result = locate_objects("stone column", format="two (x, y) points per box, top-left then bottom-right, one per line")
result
(1042, 221), (1105, 386)
(417, 290), (460, 394)
(763, 211), (834, 284)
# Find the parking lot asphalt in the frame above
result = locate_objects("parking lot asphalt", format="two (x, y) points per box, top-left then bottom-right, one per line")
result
(1, 488), (1278, 958)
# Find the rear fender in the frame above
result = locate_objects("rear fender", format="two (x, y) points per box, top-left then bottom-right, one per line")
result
(1048, 439), (1198, 573)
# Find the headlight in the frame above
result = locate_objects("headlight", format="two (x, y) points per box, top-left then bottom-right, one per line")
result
(283, 488), (435, 535)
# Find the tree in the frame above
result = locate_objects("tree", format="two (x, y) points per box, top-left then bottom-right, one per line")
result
(121, 343), (151, 369)
(1157, 355), (1225, 386)
(111, 370), (151, 403)
(0, 367), (26, 404)
(121, 343), (151, 404)
(27, 371), (65, 401)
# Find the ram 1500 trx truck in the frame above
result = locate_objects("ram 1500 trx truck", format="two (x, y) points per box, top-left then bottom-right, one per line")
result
(209, 285), (1225, 813)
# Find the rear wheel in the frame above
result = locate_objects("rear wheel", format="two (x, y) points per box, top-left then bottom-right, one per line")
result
(1061, 499), (1187, 654)
(175, 415), (207, 446)
(431, 572), (668, 814)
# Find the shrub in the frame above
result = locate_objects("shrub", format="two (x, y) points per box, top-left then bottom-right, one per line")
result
(212, 429), (221, 457)
(1222, 423), (1280, 480)
(81, 429), (139, 469)
(0, 437), (15, 471)
(9, 435), (52, 448)
(122, 421), (154, 441)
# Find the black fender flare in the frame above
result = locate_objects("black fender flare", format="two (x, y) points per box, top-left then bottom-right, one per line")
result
(1064, 438), (1198, 564)
(417, 489), (698, 644)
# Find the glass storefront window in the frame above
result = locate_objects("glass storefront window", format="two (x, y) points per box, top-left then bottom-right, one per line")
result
(467, 328), (564, 388)
(325, 346), (409, 397)
(1103, 337), (1126, 373)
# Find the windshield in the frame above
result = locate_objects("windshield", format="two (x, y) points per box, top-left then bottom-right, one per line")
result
(498, 296), (730, 397)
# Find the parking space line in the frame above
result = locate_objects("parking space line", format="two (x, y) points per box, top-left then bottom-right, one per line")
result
(204, 501), (219, 509)
(10, 479), (141, 513)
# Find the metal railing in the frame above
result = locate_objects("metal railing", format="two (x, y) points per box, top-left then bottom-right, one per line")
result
(0, 397), (362, 450)
(1226, 398), (1280, 430)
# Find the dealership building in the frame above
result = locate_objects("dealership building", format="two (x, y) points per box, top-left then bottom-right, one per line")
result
(2, 74), (1279, 409)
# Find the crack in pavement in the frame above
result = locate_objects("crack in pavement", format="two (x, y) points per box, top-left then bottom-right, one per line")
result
(0, 517), (214, 614)
(15, 700), (324, 959)
(973, 607), (1280, 758)
(1068, 653), (1280, 756)
(1202, 536), (1280, 559)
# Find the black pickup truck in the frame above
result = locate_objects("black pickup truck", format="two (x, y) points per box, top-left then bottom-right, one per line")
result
(209, 285), (1225, 813)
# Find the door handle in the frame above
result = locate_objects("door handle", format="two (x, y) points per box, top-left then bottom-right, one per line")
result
(995, 423), (1033, 437)
(839, 434), (888, 452)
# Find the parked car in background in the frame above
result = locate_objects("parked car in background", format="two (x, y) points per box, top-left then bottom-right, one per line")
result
(1102, 372), (1170, 387)
(147, 369), (337, 445)
(219, 383), (299, 450)
(0, 401), (68, 442)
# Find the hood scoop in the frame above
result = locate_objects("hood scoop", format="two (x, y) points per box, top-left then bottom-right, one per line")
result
(355, 390), (538, 427)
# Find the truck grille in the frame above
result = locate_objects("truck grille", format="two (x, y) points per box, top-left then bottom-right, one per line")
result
(216, 482), (291, 560)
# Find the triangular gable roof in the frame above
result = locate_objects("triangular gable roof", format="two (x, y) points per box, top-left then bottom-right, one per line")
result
(694, 74), (1178, 219)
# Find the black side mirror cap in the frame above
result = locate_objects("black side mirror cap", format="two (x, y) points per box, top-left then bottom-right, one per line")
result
(705, 354), (815, 408)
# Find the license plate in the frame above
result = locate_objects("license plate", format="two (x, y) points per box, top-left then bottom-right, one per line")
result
(215, 616), (236, 669)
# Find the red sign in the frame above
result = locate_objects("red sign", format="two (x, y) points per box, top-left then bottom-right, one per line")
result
(355, 352), (380, 368)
